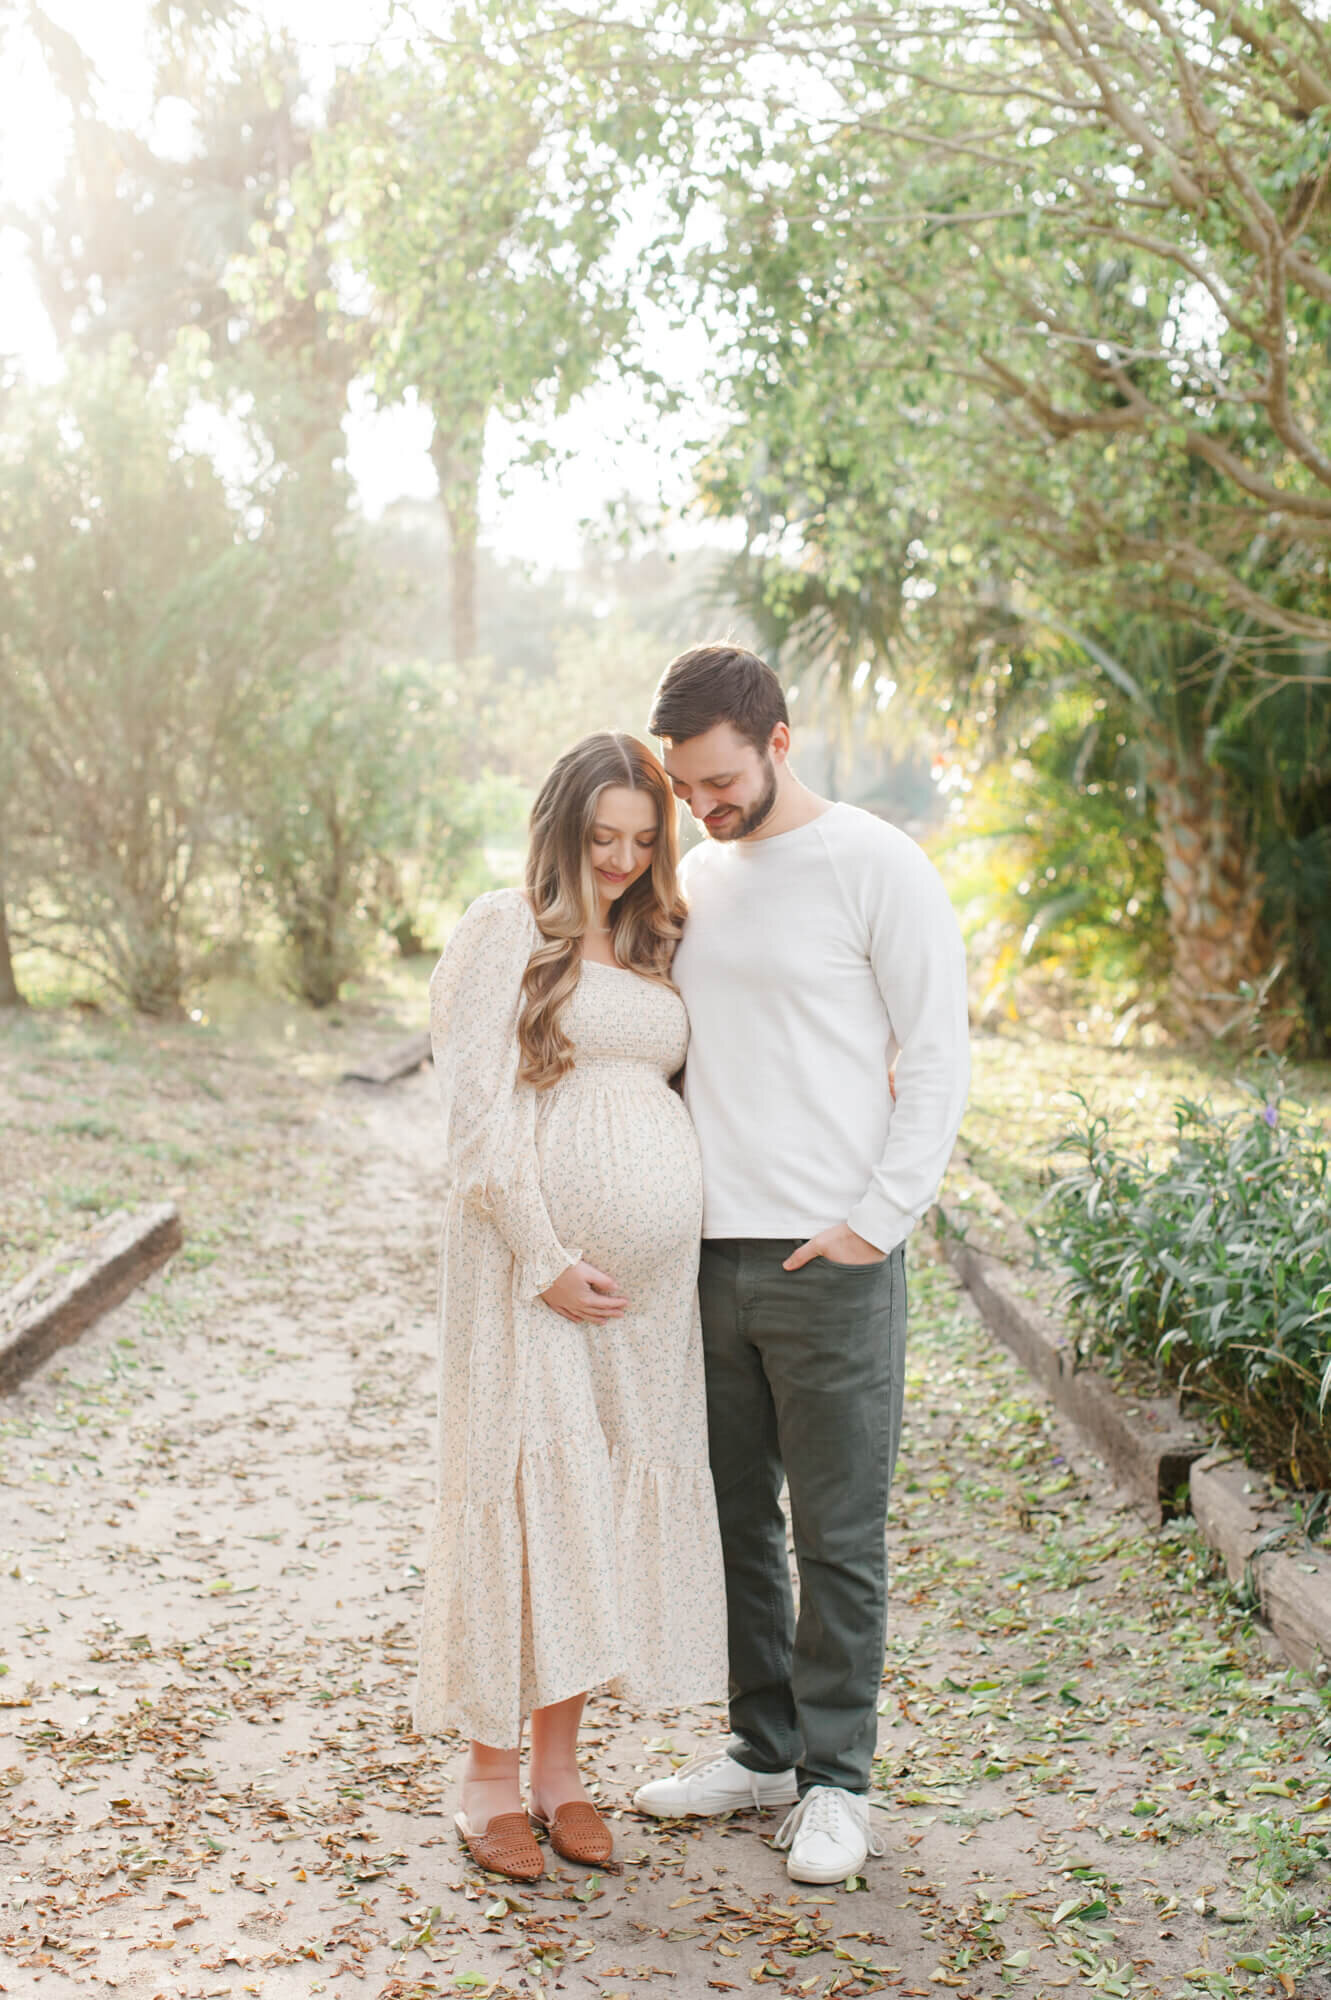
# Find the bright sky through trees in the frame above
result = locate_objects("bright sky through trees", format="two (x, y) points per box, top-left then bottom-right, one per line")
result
(0, 0), (720, 567)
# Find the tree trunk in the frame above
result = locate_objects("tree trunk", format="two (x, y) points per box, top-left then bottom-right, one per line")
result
(124, 926), (186, 1017)
(1146, 749), (1283, 1041)
(430, 412), (485, 665)
(0, 819), (24, 1006)
(449, 527), (477, 667)
(0, 884), (24, 1008)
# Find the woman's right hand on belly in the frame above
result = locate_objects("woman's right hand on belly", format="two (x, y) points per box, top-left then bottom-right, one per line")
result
(540, 1260), (629, 1324)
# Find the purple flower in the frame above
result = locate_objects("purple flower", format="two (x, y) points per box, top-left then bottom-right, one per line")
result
(1263, 1103), (1278, 1129)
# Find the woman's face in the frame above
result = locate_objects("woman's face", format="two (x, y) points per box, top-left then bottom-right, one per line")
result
(588, 785), (659, 903)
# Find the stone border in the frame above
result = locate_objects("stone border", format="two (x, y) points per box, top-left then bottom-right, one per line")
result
(940, 1227), (1207, 1521)
(0, 1202), (182, 1394)
(1190, 1453), (1331, 1677)
(938, 1167), (1331, 1676)
(341, 1030), (432, 1087)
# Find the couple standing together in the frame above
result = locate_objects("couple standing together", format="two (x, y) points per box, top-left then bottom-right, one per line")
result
(414, 645), (970, 1887)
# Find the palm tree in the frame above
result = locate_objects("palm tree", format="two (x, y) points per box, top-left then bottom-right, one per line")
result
(725, 502), (1331, 1044)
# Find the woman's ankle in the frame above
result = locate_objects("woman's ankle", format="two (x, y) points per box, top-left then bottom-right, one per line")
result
(529, 1760), (592, 1818)
(461, 1744), (522, 1830)
(528, 1692), (591, 1818)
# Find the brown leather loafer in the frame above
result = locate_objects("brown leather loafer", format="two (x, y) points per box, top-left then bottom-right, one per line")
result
(530, 1800), (614, 1866)
(454, 1809), (544, 1881)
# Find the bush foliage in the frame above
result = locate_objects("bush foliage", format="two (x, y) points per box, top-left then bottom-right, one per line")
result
(940, 687), (1168, 1022)
(1043, 1066), (1331, 1491)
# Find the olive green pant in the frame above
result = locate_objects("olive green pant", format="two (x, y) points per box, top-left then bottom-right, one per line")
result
(698, 1238), (907, 1796)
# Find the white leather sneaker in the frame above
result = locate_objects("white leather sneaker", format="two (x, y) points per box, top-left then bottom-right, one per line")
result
(774, 1786), (885, 1883)
(632, 1750), (799, 1819)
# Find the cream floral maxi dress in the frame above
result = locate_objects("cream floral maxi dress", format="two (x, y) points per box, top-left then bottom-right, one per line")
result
(414, 888), (728, 1747)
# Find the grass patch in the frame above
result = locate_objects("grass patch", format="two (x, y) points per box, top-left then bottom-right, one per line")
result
(0, 957), (433, 1290)
(963, 1030), (1331, 1218)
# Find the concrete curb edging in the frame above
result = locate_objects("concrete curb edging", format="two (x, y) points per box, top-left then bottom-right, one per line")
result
(0, 1202), (182, 1394)
(341, 1030), (432, 1086)
(940, 1228), (1208, 1520)
(939, 1173), (1331, 1676)
(1190, 1453), (1331, 1676)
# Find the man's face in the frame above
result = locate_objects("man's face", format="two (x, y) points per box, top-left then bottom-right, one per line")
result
(660, 721), (784, 841)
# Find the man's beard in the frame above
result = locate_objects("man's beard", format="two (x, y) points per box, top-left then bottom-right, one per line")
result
(706, 756), (779, 841)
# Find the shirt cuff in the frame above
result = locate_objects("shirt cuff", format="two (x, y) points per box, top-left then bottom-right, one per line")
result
(846, 1192), (916, 1259)
(516, 1242), (581, 1305)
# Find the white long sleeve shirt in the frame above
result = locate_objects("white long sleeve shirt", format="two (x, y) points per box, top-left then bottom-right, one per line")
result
(673, 802), (970, 1254)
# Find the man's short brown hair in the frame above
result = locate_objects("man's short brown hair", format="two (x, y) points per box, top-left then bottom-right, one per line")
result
(649, 644), (789, 753)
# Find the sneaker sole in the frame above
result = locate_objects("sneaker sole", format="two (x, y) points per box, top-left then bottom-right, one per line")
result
(785, 1851), (869, 1884)
(632, 1790), (798, 1819)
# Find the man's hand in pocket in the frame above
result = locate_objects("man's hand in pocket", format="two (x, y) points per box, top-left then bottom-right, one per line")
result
(783, 1224), (886, 1271)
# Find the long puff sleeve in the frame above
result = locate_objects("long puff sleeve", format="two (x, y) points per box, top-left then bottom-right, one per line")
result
(429, 889), (579, 1302)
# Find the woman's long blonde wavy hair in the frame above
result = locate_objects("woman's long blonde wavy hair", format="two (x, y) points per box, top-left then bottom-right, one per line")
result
(518, 732), (685, 1090)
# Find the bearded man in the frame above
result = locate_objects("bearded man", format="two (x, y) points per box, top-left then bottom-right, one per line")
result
(632, 644), (970, 1885)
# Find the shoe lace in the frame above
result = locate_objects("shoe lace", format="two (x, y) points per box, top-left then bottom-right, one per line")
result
(673, 1749), (734, 1783)
(670, 1750), (778, 1809)
(774, 1786), (886, 1857)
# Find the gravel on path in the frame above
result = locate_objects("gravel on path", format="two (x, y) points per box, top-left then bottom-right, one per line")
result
(2, 1066), (1327, 2000)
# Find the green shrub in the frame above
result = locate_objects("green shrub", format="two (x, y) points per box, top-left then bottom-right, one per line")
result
(938, 686), (1168, 1023)
(1041, 1064), (1331, 1490)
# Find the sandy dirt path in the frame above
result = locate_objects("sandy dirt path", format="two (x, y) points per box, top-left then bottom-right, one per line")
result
(2, 1062), (1327, 2000)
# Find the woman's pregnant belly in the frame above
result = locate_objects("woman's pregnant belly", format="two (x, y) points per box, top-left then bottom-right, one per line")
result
(536, 1066), (703, 1294)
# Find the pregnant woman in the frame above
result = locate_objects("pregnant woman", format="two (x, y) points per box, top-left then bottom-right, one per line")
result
(414, 731), (726, 1882)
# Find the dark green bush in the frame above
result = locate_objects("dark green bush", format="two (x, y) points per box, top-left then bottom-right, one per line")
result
(1042, 1066), (1331, 1490)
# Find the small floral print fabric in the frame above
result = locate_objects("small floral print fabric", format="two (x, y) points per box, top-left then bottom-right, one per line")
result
(413, 888), (727, 1747)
